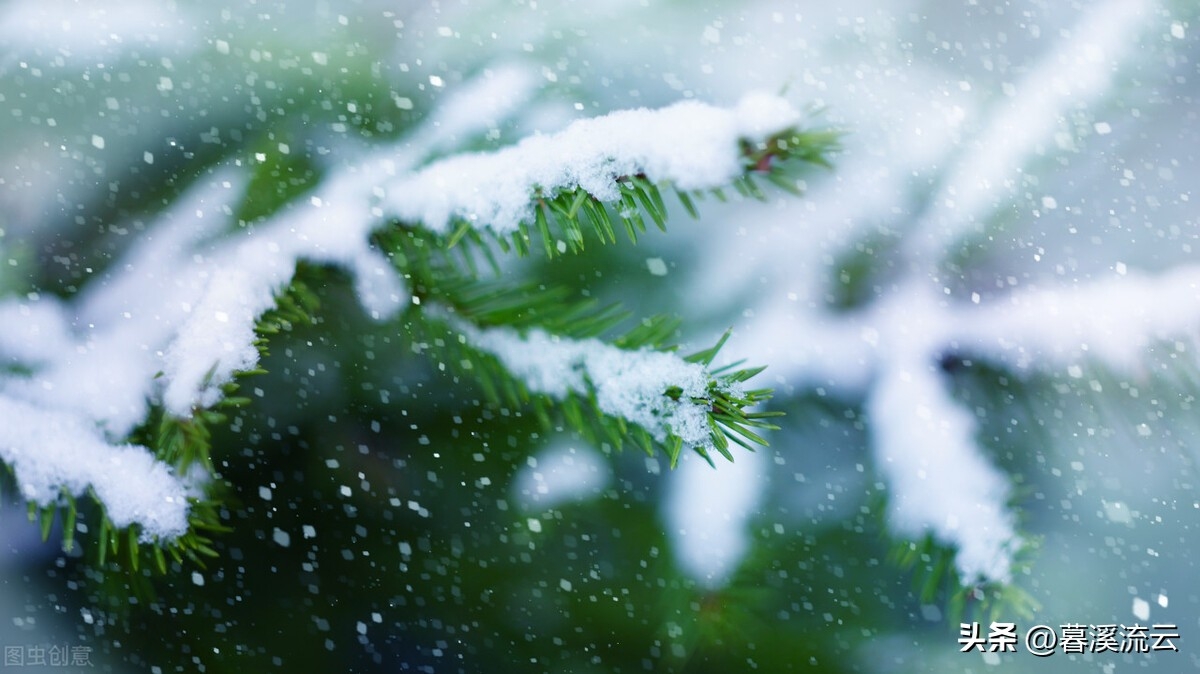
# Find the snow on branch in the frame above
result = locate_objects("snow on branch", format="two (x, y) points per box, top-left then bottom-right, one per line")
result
(161, 65), (541, 414)
(452, 320), (722, 456)
(0, 174), (242, 540)
(0, 397), (195, 537)
(167, 92), (809, 414)
(702, 2), (1165, 587)
(877, 267), (1200, 583)
(380, 92), (804, 236)
(952, 266), (1200, 375)
(2, 175), (239, 441)
(404, 63), (539, 157)
(868, 363), (1017, 583)
(161, 170), (407, 415)
(0, 163), (410, 539)
(744, 263), (1200, 585)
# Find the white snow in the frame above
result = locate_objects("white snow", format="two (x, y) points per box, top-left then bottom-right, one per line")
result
(0, 0), (1184, 607)
(953, 266), (1200, 376)
(718, 260), (1200, 585)
(1132, 596), (1151, 622)
(0, 298), (75, 367)
(453, 321), (721, 453)
(512, 443), (611, 510)
(0, 1), (195, 58)
(407, 62), (540, 156)
(672, 0), (1164, 587)
(0, 145), (398, 539)
(858, 290), (1020, 583)
(731, 266), (1200, 584)
(664, 448), (766, 588)
(868, 364), (1017, 583)
(381, 93), (802, 235)
(0, 396), (193, 538)
(3, 172), (243, 440)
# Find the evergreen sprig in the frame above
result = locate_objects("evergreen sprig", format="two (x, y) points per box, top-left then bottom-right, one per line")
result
(8, 276), (321, 583)
(413, 305), (780, 468)
(381, 221), (782, 467)
(888, 533), (1042, 625)
(680, 331), (783, 464)
(442, 127), (840, 262)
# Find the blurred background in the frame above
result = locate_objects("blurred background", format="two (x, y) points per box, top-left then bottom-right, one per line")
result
(2, 0), (1198, 671)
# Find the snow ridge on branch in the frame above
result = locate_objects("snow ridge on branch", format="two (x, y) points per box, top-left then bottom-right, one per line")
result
(453, 320), (721, 455)
(381, 92), (802, 236)
(750, 266), (1200, 585)
(709, 0), (1160, 588)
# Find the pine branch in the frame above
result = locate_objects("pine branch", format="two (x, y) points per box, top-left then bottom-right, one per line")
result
(889, 533), (1042, 626)
(380, 224), (780, 466)
(7, 275), (321, 582)
(868, 453), (1040, 626)
(436, 126), (839, 261)
(414, 301), (776, 468)
(378, 93), (838, 265)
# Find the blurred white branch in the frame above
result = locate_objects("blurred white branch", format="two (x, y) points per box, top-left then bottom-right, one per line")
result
(683, 0), (1171, 586)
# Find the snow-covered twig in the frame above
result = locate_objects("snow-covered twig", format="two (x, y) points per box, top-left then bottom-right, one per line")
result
(381, 93), (803, 236)
(953, 266), (1200, 376)
(744, 264), (1200, 585)
(0, 397), (195, 538)
(451, 320), (723, 455)
(868, 361), (1017, 583)
(688, 0), (1162, 588)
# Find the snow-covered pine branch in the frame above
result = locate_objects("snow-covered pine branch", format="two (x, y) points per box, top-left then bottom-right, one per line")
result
(441, 317), (772, 467)
(733, 265), (1200, 587)
(0, 397), (196, 537)
(868, 360), (1018, 584)
(381, 92), (809, 238)
(0, 84), (830, 557)
(694, 0), (1165, 593)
